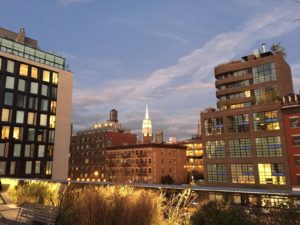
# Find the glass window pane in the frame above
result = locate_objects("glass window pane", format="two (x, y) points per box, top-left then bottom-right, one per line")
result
(13, 127), (22, 140)
(5, 76), (15, 89)
(27, 112), (36, 125)
(41, 99), (48, 111)
(20, 64), (28, 76)
(30, 82), (39, 94)
(49, 115), (55, 128)
(28, 97), (38, 110)
(38, 145), (45, 157)
(40, 114), (47, 126)
(31, 67), (38, 79)
(41, 85), (48, 96)
(25, 161), (32, 174)
(50, 101), (56, 114)
(24, 144), (32, 157)
(13, 144), (21, 157)
(0, 161), (6, 175)
(10, 161), (16, 175)
(16, 94), (26, 108)
(27, 128), (35, 141)
(43, 70), (50, 82)
(52, 72), (58, 84)
(6, 60), (14, 73)
(4, 92), (14, 105)
(16, 111), (25, 124)
(18, 79), (26, 92)
(1, 108), (11, 122)
(35, 161), (41, 174)
(1, 126), (10, 139)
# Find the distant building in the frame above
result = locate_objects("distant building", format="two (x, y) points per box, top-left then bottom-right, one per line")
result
(0, 27), (73, 180)
(68, 110), (137, 181)
(155, 128), (163, 144)
(142, 105), (152, 144)
(282, 94), (300, 190)
(201, 47), (293, 190)
(167, 137), (177, 144)
(105, 143), (187, 184)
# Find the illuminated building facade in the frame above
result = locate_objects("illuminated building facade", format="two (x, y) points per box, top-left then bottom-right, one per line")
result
(142, 105), (152, 144)
(68, 110), (137, 181)
(201, 48), (293, 190)
(105, 143), (187, 184)
(155, 128), (163, 144)
(0, 27), (72, 180)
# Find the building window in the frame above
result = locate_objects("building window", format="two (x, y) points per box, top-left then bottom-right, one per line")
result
(27, 128), (35, 141)
(207, 164), (227, 183)
(48, 130), (55, 143)
(0, 161), (6, 175)
(10, 161), (16, 175)
(290, 117), (300, 128)
(1, 108), (11, 122)
(43, 70), (50, 82)
(206, 140), (225, 158)
(253, 63), (276, 84)
(13, 144), (21, 157)
(231, 164), (255, 184)
(13, 127), (22, 140)
(16, 111), (25, 124)
(253, 111), (280, 131)
(5, 76), (15, 89)
(52, 72), (58, 84)
(254, 86), (278, 104)
(4, 92), (14, 106)
(1, 126), (10, 139)
(0, 143), (9, 157)
(6, 60), (14, 73)
(255, 136), (282, 157)
(50, 101), (57, 113)
(0, 58), (2, 69)
(204, 118), (224, 135)
(46, 161), (52, 175)
(51, 87), (57, 99)
(40, 114), (48, 126)
(41, 99), (49, 111)
(49, 116), (55, 128)
(28, 97), (38, 110)
(27, 112), (36, 125)
(35, 161), (41, 174)
(258, 163), (286, 185)
(25, 161), (32, 174)
(37, 129), (46, 142)
(295, 156), (300, 165)
(227, 114), (249, 133)
(31, 67), (38, 79)
(20, 64), (28, 76)
(30, 82), (39, 94)
(41, 85), (48, 97)
(292, 136), (300, 146)
(38, 145), (45, 157)
(18, 79), (26, 92)
(24, 144), (33, 157)
(229, 138), (251, 158)
(16, 94), (26, 108)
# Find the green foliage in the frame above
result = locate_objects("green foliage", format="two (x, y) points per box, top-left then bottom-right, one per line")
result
(191, 201), (255, 225)
(270, 43), (286, 57)
(8, 181), (59, 206)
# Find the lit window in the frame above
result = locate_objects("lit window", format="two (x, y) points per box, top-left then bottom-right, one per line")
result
(13, 144), (21, 157)
(19, 64), (28, 76)
(6, 60), (14, 73)
(231, 164), (254, 184)
(1, 108), (11, 122)
(0, 161), (6, 175)
(49, 115), (55, 128)
(255, 136), (282, 157)
(46, 161), (52, 175)
(30, 82), (39, 94)
(48, 130), (55, 143)
(253, 111), (280, 131)
(0, 58), (2, 69)
(0, 143), (9, 157)
(35, 161), (41, 174)
(290, 117), (300, 128)
(40, 114), (47, 126)
(10, 161), (16, 175)
(52, 72), (58, 84)
(207, 164), (227, 182)
(13, 127), (22, 140)
(18, 79), (26, 92)
(1, 126), (10, 139)
(16, 111), (25, 124)
(38, 145), (45, 157)
(43, 70), (50, 82)
(5, 76), (15, 89)
(245, 90), (251, 97)
(31, 67), (38, 79)
(25, 161), (32, 174)
(50, 101), (57, 113)
(27, 112), (36, 125)
(258, 163), (286, 185)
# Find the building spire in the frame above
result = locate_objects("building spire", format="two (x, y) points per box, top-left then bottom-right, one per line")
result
(145, 105), (149, 119)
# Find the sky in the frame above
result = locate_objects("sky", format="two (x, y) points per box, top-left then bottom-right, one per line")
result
(1, 0), (300, 140)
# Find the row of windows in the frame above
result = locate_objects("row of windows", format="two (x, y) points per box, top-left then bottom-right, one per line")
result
(205, 136), (282, 158)
(253, 111), (280, 131)
(0, 126), (55, 143)
(219, 90), (251, 101)
(218, 79), (250, 90)
(0, 142), (53, 158)
(252, 63), (276, 84)
(207, 163), (286, 185)
(0, 160), (52, 175)
(1, 58), (58, 84)
(217, 68), (250, 80)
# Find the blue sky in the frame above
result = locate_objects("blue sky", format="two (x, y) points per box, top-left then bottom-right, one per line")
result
(1, 0), (300, 140)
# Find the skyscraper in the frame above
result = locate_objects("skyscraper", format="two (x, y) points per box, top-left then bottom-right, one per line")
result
(201, 46), (293, 190)
(0, 27), (73, 180)
(142, 105), (152, 144)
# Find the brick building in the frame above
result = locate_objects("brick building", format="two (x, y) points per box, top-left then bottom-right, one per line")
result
(105, 143), (187, 184)
(201, 47), (293, 190)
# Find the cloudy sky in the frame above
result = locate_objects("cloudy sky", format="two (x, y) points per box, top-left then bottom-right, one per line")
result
(1, 0), (300, 140)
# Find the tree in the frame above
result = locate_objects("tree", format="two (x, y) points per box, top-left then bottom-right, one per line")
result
(270, 43), (286, 57)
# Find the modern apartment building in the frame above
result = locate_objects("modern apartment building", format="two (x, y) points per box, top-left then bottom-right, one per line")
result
(69, 110), (137, 181)
(201, 47), (293, 190)
(105, 143), (187, 184)
(0, 27), (73, 180)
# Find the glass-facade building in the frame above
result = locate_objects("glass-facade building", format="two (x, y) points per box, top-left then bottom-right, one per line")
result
(201, 50), (293, 189)
(0, 27), (72, 180)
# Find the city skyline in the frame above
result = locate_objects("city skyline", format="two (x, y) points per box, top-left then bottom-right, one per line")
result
(1, 0), (300, 140)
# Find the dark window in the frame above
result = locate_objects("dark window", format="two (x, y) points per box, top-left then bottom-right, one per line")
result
(4, 92), (14, 106)
(292, 136), (300, 146)
(290, 118), (300, 128)
(295, 156), (300, 166)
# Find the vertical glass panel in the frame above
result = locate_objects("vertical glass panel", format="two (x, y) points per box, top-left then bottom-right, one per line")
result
(31, 67), (38, 79)
(27, 128), (35, 141)
(51, 87), (57, 99)
(10, 161), (16, 175)
(0, 161), (6, 175)
(16, 94), (26, 108)
(28, 97), (38, 110)
(25, 161), (32, 174)
(5, 76), (15, 89)
(18, 79), (26, 92)
(6, 60), (14, 73)
(4, 92), (14, 105)
(13, 127), (22, 140)
(27, 112), (36, 125)
(1, 108), (11, 122)
(0, 58), (2, 70)
(20, 64), (28, 76)
(41, 99), (49, 111)
(46, 161), (52, 175)
(30, 82), (39, 94)
(16, 111), (25, 124)
(13, 144), (21, 157)
(50, 101), (56, 114)
(43, 70), (50, 82)
(38, 145), (45, 157)
(41, 84), (48, 96)
(52, 72), (58, 84)
(24, 144), (32, 157)
(49, 115), (55, 128)
(40, 114), (47, 126)
(35, 161), (41, 174)
(48, 130), (55, 143)
(1, 126), (10, 139)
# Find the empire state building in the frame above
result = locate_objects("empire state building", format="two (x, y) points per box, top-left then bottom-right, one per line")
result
(142, 105), (152, 144)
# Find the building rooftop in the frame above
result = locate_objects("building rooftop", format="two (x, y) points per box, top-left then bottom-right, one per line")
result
(0, 27), (66, 70)
(106, 143), (187, 150)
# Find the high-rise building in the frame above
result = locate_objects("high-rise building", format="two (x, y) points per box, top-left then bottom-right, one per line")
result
(142, 105), (152, 144)
(155, 128), (163, 144)
(69, 110), (137, 181)
(0, 27), (73, 180)
(201, 47), (293, 190)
